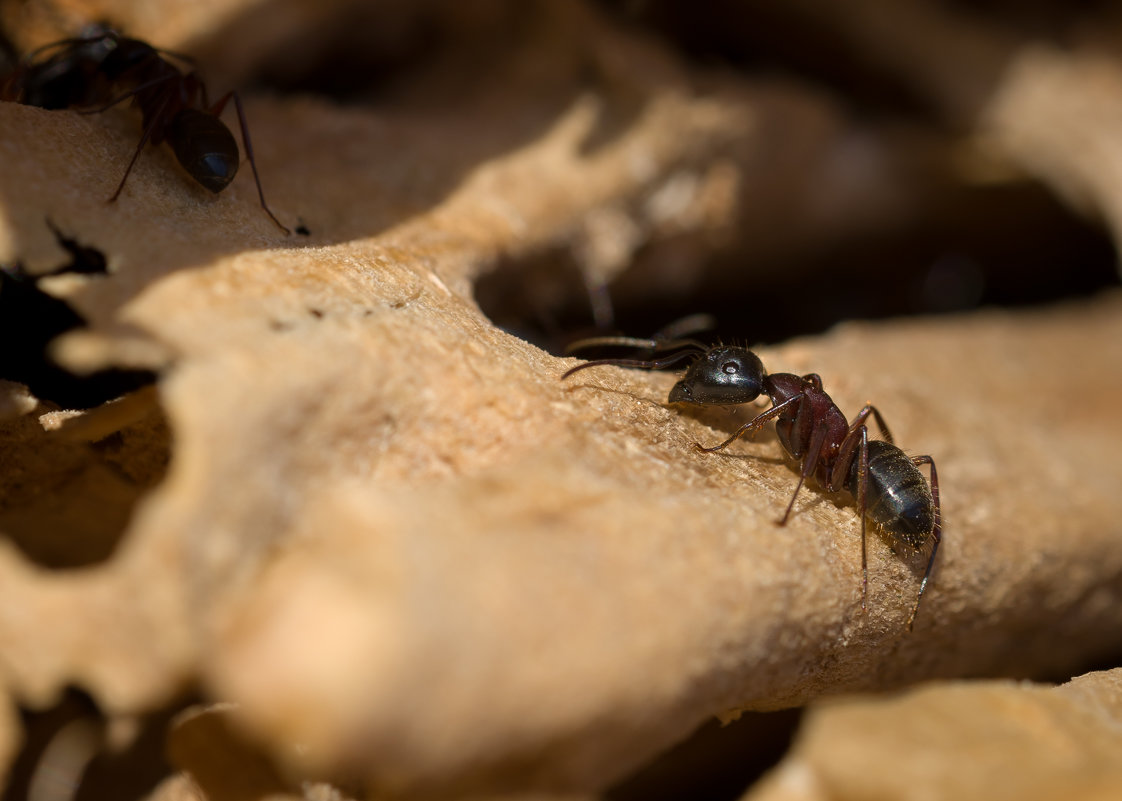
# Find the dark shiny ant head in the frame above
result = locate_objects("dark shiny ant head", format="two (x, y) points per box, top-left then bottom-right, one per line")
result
(667, 346), (765, 406)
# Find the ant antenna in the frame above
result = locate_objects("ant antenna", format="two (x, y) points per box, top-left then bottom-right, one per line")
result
(561, 345), (705, 380)
(562, 314), (716, 379)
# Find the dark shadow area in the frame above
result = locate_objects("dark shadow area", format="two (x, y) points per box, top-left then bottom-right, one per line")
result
(2, 688), (189, 801)
(0, 222), (154, 409)
(41, 220), (109, 275)
(606, 710), (802, 801)
(0, 388), (171, 568)
(604, 0), (944, 123)
(599, 0), (1104, 127)
(0, 222), (169, 570)
(0, 20), (15, 78)
(243, 0), (463, 103)
(475, 245), (608, 354)
(610, 181), (1118, 346)
(480, 177), (1118, 352)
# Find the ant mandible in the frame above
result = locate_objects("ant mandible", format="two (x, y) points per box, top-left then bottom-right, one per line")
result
(3, 31), (289, 234)
(562, 335), (942, 631)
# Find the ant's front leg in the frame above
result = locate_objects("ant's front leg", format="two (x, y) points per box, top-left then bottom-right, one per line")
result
(693, 395), (802, 454)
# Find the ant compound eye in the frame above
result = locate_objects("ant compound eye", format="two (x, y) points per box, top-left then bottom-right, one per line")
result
(722, 362), (738, 375)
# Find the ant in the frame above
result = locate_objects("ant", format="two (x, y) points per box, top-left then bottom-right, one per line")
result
(3, 31), (289, 233)
(563, 334), (941, 630)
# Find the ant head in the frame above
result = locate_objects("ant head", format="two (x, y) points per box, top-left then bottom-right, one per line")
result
(667, 346), (765, 405)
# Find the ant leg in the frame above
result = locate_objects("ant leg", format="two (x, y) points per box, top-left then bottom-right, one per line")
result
(777, 421), (829, 525)
(857, 429), (870, 613)
(829, 426), (871, 613)
(906, 455), (941, 631)
(694, 395), (802, 453)
(108, 93), (171, 202)
(211, 90), (290, 234)
(797, 375), (893, 442)
(859, 432), (870, 612)
(848, 404), (894, 444)
(77, 73), (181, 114)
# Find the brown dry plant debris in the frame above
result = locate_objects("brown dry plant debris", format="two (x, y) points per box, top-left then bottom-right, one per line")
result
(1, 0), (1122, 799)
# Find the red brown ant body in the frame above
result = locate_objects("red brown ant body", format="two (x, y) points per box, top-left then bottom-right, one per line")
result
(563, 337), (941, 630)
(3, 31), (289, 233)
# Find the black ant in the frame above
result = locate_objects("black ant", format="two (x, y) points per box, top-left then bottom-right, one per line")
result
(3, 31), (289, 233)
(563, 335), (941, 630)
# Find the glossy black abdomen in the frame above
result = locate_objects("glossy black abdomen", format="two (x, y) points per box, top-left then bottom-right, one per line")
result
(847, 439), (934, 550)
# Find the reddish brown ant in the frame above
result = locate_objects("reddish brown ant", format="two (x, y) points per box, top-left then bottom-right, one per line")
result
(3, 31), (289, 233)
(563, 336), (941, 630)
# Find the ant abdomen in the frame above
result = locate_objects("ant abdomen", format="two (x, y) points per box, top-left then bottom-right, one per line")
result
(849, 439), (935, 551)
(169, 109), (239, 193)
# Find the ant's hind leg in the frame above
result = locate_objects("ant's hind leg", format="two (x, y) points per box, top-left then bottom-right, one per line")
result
(213, 90), (290, 234)
(856, 429), (870, 613)
(108, 94), (171, 202)
(906, 455), (941, 631)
